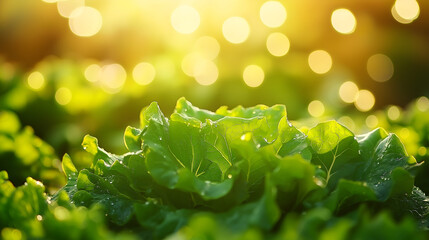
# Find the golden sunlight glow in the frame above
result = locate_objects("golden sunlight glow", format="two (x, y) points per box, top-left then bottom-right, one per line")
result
(367, 54), (394, 82)
(416, 97), (429, 112)
(27, 71), (45, 90)
(259, 1), (287, 28)
(55, 87), (72, 105)
(339, 81), (359, 103)
(182, 53), (203, 77)
(266, 32), (290, 57)
(308, 50), (332, 74)
(57, 0), (85, 18)
(222, 17), (250, 44)
(331, 8), (356, 34)
(42, 0), (58, 3)
(84, 64), (101, 82)
(99, 63), (127, 93)
(194, 36), (220, 60)
(1, 228), (22, 240)
(354, 89), (375, 112)
(308, 100), (325, 117)
(392, 0), (420, 24)
(366, 115), (379, 128)
(399, 128), (410, 139)
(387, 105), (401, 120)
(69, 7), (102, 37)
(391, 6), (411, 24)
(133, 62), (156, 86)
(171, 5), (200, 34)
(193, 60), (218, 86)
(243, 65), (265, 88)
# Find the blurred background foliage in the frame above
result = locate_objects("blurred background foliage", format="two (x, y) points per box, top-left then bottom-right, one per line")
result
(0, 0), (428, 181)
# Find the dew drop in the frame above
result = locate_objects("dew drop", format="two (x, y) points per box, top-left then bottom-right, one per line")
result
(227, 174), (232, 179)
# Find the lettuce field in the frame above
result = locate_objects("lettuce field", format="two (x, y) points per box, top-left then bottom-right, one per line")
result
(1, 0), (429, 239)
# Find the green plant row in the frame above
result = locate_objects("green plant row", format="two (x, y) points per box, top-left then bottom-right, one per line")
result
(0, 111), (64, 191)
(1, 98), (429, 239)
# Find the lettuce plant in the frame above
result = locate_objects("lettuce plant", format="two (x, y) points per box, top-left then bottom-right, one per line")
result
(0, 171), (136, 240)
(53, 98), (429, 239)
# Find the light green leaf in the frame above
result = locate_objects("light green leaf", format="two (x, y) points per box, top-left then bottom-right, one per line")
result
(140, 101), (167, 129)
(174, 97), (223, 122)
(62, 153), (77, 180)
(124, 126), (142, 152)
(216, 103), (286, 144)
(307, 121), (360, 189)
(82, 134), (120, 165)
(274, 117), (311, 160)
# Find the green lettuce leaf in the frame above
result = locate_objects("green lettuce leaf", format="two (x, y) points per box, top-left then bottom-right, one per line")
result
(307, 121), (360, 189)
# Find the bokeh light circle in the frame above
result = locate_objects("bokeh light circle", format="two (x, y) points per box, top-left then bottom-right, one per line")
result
(387, 105), (401, 120)
(222, 17), (250, 44)
(55, 87), (72, 105)
(243, 65), (265, 88)
(266, 32), (290, 57)
(193, 60), (218, 86)
(68, 7), (102, 37)
(99, 63), (127, 93)
(133, 62), (156, 86)
(57, 0), (85, 18)
(308, 100), (325, 117)
(308, 50), (332, 74)
(331, 8), (356, 34)
(260, 1), (287, 28)
(367, 54), (394, 82)
(339, 81), (359, 103)
(171, 5), (200, 34)
(416, 97), (429, 112)
(393, 0), (420, 24)
(27, 71), (45, 90)
(84, 64), (101, 83)
(354, 90), (375, 112)
(366, 115), (379, 128)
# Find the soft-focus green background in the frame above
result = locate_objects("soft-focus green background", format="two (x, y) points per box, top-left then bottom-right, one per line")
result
(0, 0), (428, 158)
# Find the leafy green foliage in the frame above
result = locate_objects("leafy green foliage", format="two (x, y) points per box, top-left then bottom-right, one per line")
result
(0, 170), (136, 240)
(53, 98), (429, 239)
(0, 111), (64, 191)
(2, 98), (429, 239)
